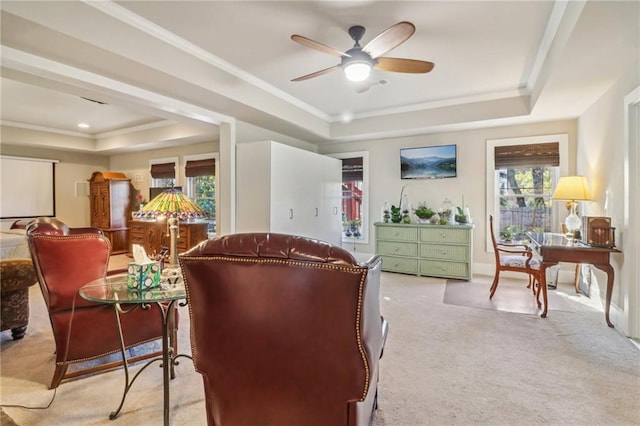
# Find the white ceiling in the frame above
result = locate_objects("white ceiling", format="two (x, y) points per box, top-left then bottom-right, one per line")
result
(0, 1), (637, 153)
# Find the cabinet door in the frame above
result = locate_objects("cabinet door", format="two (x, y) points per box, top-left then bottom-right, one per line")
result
(320, 156), (342, 245)
(269, 143), (300, 235)
(293, 149), (323, 239)
(269, 143), (322, 239)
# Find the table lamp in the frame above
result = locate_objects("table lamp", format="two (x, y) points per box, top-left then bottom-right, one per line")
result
(551, 176), (593, 241)
(133, 188), (204, 276)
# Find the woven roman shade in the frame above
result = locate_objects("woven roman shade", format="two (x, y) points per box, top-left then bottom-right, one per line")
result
(150, 162), (175, 179)
(494, 142), (560, 169)
(185, 159), (215, 177)
(342, 157), (363, 182)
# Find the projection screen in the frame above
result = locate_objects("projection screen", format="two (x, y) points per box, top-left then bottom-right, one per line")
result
(0, 155), (57, 219)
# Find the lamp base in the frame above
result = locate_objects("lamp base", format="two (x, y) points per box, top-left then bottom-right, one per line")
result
(564, 202), (582, 243)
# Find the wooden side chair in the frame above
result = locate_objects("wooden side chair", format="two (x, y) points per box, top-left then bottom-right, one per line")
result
(489, 215), (542, 306)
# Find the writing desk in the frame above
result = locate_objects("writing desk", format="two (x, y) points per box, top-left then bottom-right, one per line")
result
(527, 232), (621, 327)
(79, 276), (190, 425)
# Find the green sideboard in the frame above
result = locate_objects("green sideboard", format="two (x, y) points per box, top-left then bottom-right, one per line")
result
(374, 222), (474, 280)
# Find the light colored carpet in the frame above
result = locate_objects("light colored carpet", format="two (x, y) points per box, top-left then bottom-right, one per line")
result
(1, 272), (639, 425)
(443, 276), (573, 315)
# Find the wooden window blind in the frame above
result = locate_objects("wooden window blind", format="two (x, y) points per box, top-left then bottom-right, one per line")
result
(342, 157), (363, 182)
(150, 162), (175, 179)
(185, 159), (215, 177)
(494, 142), (560, 169)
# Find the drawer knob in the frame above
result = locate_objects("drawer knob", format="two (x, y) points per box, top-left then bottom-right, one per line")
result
(394, 262), (399, 267)
(441, 233), (447, 238)
(441, 266), (447, 271)
(394, 232), (399, 236)
(441, 250), (447, 255)
(394, 247), (399, 252)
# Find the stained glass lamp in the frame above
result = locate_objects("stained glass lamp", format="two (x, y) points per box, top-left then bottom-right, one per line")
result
(133, 188), (204, 272)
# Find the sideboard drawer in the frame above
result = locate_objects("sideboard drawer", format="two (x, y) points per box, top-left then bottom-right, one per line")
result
(419, 259), (469, 279)
(381, 256), (418, 275)
(420, 227), (469, 244)
(420, 244), (468, 261)
(377, 226), (418, 242)
(378, 241), (418, 257)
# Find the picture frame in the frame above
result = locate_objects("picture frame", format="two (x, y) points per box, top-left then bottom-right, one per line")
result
(400, 144), (457, 179)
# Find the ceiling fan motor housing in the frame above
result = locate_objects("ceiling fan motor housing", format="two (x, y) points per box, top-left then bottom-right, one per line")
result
(348, 25), (366, 44)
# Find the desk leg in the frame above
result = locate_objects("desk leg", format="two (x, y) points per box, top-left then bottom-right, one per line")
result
(539, 261), (557, 319)
(593, 263), (615, 328)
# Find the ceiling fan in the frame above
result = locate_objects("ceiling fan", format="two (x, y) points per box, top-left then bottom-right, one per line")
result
(290, 21), (434, 92)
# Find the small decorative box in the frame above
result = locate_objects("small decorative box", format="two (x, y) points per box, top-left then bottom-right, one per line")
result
(581, 216), (616, 248)
(127, 262), (161, 291)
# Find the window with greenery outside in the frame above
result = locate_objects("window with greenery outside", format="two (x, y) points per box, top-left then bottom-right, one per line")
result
(497, 166), (556, 239)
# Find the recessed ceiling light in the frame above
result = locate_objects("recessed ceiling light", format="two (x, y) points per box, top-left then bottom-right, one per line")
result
(78, 122), (90, 129)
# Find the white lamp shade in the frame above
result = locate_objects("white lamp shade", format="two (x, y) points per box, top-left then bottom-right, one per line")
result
(344, 62), (371, 82)
(552, 176), (593, 201)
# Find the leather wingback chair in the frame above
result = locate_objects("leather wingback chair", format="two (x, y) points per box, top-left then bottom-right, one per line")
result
(180, 233), (388, 426)
(1, 258), (38, 340)
(27, 217), (171, 389)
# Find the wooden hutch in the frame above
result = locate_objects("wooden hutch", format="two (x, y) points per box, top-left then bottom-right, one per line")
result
(88, 171), (131, 254)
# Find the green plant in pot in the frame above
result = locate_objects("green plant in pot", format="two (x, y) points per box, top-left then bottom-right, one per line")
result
(454, 206), (468, 223)
(414, 203), (435, 221)
(390, 205), (403, 223)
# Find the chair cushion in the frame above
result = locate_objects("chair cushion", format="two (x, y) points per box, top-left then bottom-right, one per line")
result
(499, 255), (540, 269)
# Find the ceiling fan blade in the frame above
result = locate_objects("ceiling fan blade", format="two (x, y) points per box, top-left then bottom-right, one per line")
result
(291, 65), (340, 82)
(375, 57), (434, 73)
(363, 21), (415, 59)
(291, 35), (350, 58)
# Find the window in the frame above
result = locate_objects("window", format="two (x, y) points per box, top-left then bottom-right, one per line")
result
(184, 154), (217, 234)
(149, 157), (178, 189)
(330, 152), (370, 245)
(486, 135), (569, 250)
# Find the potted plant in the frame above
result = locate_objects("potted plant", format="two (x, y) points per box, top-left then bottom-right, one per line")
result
(500, 226), (514, 242)
(414, 203), (435, 222)
(454, 206), (468, 223)
(390, 205), (403, 223)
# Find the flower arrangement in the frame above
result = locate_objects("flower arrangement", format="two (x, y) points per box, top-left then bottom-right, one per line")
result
(136, 193), (147, 204)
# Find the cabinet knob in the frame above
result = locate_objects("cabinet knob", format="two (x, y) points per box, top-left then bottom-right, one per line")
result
(394, 247), (399, 252)
(394, 232), (399, 236)
(441, 266), (447, 271)
(441, 233), (447, 239)
(289, 209), (294, 220)
(441, 250), (447, 255)
(394, 262), (399, 267)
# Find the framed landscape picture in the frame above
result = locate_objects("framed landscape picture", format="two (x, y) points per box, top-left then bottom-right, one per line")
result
(400, 144), (457, 179)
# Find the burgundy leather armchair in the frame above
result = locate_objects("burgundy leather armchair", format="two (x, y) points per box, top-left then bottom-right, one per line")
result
(27, 217), (173, 389)
(180, 233), (388, 426)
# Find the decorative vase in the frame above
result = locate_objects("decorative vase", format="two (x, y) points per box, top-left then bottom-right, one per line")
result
(381, 200), (390, 223)
(440, 198), (453, 224)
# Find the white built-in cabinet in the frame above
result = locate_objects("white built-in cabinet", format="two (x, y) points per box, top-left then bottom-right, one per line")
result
(236, 140), (342, 246)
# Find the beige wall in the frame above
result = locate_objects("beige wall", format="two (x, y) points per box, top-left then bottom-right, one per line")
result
(576, 62), (639, 335)
(320, 120), (578, 267)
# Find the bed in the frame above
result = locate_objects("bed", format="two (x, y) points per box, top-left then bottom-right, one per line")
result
(0, 223), (30, 260)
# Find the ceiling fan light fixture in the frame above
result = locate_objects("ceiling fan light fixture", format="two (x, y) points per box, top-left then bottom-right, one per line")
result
(344, 62), (371, 82)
